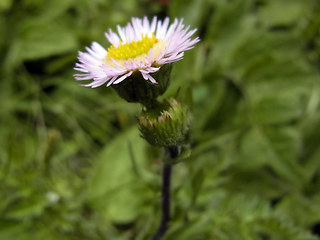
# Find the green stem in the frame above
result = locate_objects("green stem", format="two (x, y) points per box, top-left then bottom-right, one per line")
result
(143, 98), (160, 111)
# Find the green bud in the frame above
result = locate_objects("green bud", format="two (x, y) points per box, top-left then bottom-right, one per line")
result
(138, 98), (191, 147)
(111, 64), (172, 108)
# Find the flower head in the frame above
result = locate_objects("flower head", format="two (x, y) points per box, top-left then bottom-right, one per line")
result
(74, 16), (200, 88)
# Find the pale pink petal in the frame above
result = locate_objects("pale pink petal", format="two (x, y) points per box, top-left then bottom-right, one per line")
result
(74, 16), (199, 87)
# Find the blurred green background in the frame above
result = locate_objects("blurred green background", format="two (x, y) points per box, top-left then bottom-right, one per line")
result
(1, 0), (320, 239)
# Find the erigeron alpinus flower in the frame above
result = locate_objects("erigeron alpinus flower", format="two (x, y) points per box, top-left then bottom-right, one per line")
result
(74, 16), (200, 88)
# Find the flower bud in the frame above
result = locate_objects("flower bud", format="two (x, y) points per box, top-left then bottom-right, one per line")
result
(138, 98), (191, 147)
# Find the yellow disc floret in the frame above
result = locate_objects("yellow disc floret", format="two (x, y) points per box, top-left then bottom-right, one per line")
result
(107, 33), (158, 60)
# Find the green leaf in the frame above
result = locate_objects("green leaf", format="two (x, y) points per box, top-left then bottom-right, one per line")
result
(5, 196), (47, 220)
(0, 0), (12, 11)
(86, 127), (152, 222)
(239, 127), (305, 186)
(169, 0), (210, 27)
(258, 0), (313, 27)
(19, 23), (78, 61)
(0, 220), (27, 240)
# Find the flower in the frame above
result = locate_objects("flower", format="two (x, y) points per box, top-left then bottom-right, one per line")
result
(74, 16), (200, 88)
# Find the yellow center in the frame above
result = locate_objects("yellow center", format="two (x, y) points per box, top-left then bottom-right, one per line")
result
(107, 33), (158, 60)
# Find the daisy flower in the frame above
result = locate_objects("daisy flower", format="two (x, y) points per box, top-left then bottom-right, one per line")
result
(74, 16), (200, 88)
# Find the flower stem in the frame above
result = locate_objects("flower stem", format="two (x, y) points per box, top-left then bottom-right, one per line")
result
(152, 145), (179, 240)
(152, 163), (172, 240)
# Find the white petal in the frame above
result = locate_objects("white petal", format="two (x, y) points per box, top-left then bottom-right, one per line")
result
(74, 16), (199, 88)
(113, 72), (133, 84)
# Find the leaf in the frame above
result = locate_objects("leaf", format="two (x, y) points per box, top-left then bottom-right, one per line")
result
(249, 93), (303, 125)
(0, 220), (27, 240)
(0, 0), (12, 11)
(276, 193), (320, 227)
(258, 0), (313, 27)
(86, 127), (151, 223)
(169, 0), (210, 27)
(5, 196), (48, 220)
(239, 127), (305, 186)
(240, 127), (275, 169)
(19, 22), (78, 61)
(204, 0), (256, 73)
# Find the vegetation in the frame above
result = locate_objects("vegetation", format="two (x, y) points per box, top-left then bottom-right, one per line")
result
(1, 0), (320, 239)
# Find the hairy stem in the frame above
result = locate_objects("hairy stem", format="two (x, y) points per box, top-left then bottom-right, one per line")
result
(152, 163), (172, 240)
(151, 145), (179, 240)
